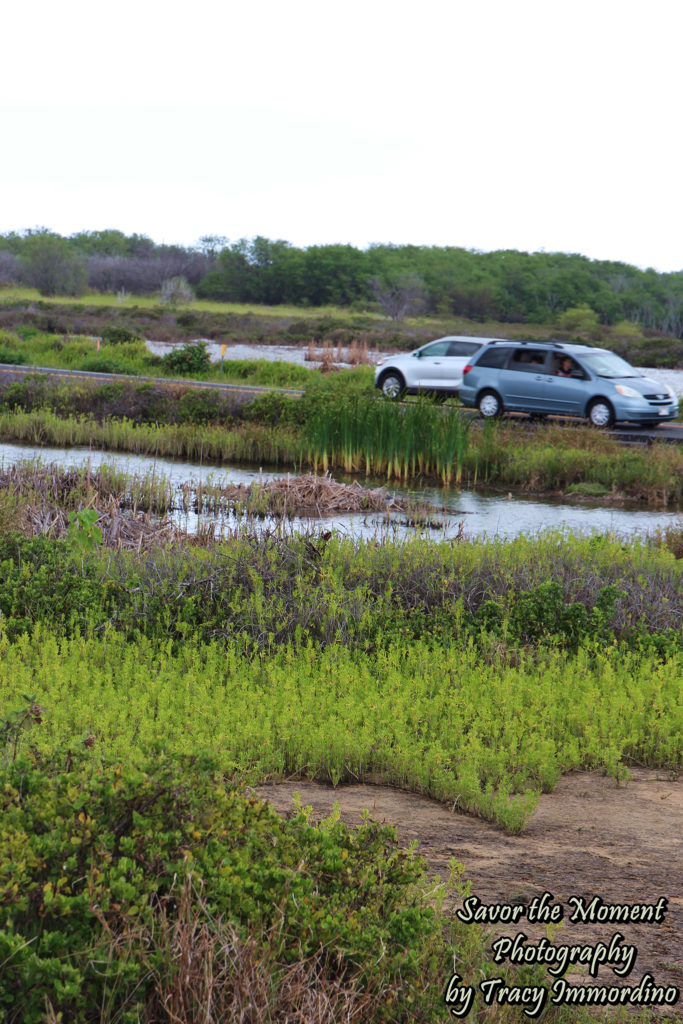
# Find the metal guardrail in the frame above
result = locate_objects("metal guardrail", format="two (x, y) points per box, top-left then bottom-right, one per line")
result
(0, 363), (305, 397)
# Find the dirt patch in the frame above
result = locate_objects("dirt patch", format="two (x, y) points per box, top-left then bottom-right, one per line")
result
(257, 769), (682, 1010)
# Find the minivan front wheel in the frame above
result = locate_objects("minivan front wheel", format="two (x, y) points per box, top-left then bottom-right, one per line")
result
(478, 390), (503, 418)
(587, 399), (615, 428)
(379, 371), (405, 400)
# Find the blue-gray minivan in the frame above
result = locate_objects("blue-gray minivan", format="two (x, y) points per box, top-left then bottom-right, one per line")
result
(458, 342), (679, 427)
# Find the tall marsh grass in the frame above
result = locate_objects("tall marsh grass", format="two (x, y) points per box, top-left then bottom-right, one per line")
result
(0, 409), (300, 465)
(305, 396), (471, 484)
(305, 401), (683, 504)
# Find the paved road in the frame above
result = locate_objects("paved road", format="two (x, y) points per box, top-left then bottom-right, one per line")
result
(1, 362), (682, 443)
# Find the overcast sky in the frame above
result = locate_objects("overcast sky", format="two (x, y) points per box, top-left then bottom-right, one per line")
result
(2, 0), (682, 271)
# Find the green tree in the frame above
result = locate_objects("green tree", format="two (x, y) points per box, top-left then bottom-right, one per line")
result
(20, 229), (86, 297)
(556, 304), (601, 336)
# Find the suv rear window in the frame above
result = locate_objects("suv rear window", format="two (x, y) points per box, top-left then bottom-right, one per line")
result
(447, 341), (482, 357)
(475, 346), (512, 368)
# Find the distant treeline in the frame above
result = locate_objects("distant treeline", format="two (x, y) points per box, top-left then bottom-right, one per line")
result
(2, 228), (683, 336)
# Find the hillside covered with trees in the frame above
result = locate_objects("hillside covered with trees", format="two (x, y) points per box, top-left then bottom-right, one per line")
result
(1, 228), (682, 337)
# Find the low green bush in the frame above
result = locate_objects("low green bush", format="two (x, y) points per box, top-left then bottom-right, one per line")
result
(174, 309), (201, 331)
(176, 388), (225, 425)
(0, 348), (26, 365)
(101, 324), (141, 345)
(0, 536), (116, 640)
(77, 356), (132, 375)
(161, 340), (212, 375)
(242, 389), (305, 426)
(0, 753), (448, 1023)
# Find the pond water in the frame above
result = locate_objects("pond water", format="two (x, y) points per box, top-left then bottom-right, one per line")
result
(1, 442), (679, 542)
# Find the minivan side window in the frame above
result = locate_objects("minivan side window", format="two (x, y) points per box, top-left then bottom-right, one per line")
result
(509, 349), (550, 372)
(475, 347), (512, 368)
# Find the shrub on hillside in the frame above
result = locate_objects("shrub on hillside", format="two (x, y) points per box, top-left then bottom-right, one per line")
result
(161, 341), (211, 375)
(0, 753), (448, 1023)
(0, 348), (26, 365)
(101, 324), (141, 345)
(556, 305), (602, 338)
(160, 275), (194, 307)
(77, 356), (131, 375)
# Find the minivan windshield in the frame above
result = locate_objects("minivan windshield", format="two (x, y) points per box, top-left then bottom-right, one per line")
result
(580, 352), (642, 379)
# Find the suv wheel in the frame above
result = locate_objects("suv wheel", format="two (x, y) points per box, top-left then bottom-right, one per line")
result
(478, 390), (503, 418)
(379, 371), (405, 399)
(587, 399), (615, 428)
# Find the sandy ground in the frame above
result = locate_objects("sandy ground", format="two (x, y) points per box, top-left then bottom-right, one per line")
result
(257, 769), (682, 1010)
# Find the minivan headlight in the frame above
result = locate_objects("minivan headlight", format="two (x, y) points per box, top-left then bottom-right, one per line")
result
(665, 384), (676, 398)
(614, 385), (641, 398)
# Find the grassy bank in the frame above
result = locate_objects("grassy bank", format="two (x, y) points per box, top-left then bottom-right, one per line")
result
(303, 394), (683, 499)
(1, 400), (682, 504)
(0, 407), (301, 464)
(1, 514), (681, 831)
(0, 326), (317, 387)
(2, 286), (683, 366)
(2, 526), (682, 663)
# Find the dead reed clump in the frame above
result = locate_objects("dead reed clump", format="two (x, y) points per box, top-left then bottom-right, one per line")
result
(21, 497), (183, 551)
(214, 472), (445, 523)
(318, 346), (339, 374)
(0, 462), (184, 550)
(304, 343), (341, 373)
(345, 339), (371, 365)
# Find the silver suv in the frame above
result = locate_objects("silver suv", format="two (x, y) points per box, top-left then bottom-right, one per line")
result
(374, 336), (503, 398)
(458, 341), (679, 427)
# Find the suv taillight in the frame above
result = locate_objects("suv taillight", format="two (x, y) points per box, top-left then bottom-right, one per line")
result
(463, 364), (473, 375)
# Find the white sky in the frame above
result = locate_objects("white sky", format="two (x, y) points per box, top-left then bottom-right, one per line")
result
(2, 0), (682, 271)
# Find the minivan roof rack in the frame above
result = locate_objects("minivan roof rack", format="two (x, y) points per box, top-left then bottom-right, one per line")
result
(486, 339), (565, 348)
(485, 339), (594, 350)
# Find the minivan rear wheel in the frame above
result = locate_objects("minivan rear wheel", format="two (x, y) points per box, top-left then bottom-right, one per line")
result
(478, 390), (503, 418)
(587, 399), (615, 428)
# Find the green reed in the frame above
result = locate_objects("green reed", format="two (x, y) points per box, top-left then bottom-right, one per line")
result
(305, 397), (471, 484)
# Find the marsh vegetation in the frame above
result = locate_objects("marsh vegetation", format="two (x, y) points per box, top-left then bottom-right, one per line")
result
(0, 322), (681, 1020)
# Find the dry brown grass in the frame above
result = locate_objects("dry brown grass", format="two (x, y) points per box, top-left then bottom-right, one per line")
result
(45, 876), (389, 1024)
(190, 472), (449, 529)
(0, 463), (183, 550)
(304, 340), (371, 368)
(345, 340), (371, 365)
(0, 464), (447, 550)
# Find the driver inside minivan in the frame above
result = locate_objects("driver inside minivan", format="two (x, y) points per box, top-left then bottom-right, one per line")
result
(555, 356), (578, 377)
